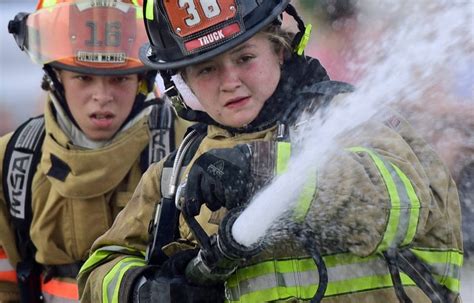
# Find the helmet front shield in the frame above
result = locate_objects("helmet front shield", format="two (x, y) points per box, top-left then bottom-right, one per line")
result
(18, 0), (149, 74)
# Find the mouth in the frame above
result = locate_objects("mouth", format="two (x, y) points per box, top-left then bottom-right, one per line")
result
(225, 96), (250, 108)
(90, 112), (115, 128)
(90, 112), (115, 120)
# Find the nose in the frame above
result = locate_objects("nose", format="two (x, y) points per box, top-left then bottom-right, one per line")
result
(92, 79), (114, 105)
(220, 64), (241, 92)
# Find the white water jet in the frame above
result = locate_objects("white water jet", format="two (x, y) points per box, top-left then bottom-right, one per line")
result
(232, 0), (473, 249)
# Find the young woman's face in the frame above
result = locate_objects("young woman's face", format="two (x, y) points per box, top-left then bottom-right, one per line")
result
(184, 33), (283, 128)
(59, 71), (139, 140)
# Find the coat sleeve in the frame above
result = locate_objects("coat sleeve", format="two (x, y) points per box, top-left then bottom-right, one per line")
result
(302, 110), (461, 257)
(0, 132), (21, 301)
(78, 160), (164, 303)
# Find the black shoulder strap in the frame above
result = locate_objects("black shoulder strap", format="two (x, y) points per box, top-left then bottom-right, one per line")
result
(146, 123), (207, 265)
(139, 101), (175, 172)
(2, 115), (45, 303)
(384, 248), (456, 303)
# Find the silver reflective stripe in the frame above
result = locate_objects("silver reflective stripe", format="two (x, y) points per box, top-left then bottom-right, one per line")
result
(430, 262), (461, 281)
(15, 117), (44, 150)
(378, 158), (412, 248)
(328, 257), (388, 282)
(106, 260), (133, 302)
(99, 245), (144, 255)
(42, 292), (78, 303)
(0, 258), (15, 272)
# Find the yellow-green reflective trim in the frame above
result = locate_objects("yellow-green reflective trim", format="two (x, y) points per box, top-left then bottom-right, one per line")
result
(80, 249), (114, 275)
(226, 255), (418, 302)
(391, 163), (420, 245)
(292, 169), (317, 222)
(411, 248), (463, 266)
(325, 273), (416, 296)
(434, 275), (460, 293)
(276, 142), (291, 175)
(145, 0), (154, 20)
(227, 285), (316, 303)
(349, 147), (400, 251)
(102, 257), (145, 303)
(411, 248), (463, 292)
(80, 246), (145, 275)
(227, 258), (316, 288)
(41, 0), (57, 9)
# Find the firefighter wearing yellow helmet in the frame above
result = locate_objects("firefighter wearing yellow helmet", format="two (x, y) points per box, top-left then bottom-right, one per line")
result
(0, 0), (191, 302)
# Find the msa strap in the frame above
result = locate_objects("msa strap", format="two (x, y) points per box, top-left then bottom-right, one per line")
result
(139, 101), (175, 172)
(2, 115), (45, 303)
(146, 123), (208, 265)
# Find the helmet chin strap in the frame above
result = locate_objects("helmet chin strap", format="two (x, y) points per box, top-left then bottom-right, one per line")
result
(43, 64), (81, 129)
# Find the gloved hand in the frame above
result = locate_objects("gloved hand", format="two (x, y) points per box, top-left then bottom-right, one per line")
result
(134, 249), (225, 303)
(184, 145), (254, 216)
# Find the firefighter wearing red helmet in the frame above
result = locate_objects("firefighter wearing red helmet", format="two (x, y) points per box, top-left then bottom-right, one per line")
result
(0, 0), (191, 302)
(78, 0), (463, 302)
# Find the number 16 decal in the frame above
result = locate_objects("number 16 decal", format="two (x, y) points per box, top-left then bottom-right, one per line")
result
(165, 0), (236, 37)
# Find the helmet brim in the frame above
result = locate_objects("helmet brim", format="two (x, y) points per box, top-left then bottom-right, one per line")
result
(139, 4), (286, 71)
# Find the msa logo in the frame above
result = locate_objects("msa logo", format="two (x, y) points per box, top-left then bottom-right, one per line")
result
(149, 130), (170, 164)
(7, 151), (32, 219)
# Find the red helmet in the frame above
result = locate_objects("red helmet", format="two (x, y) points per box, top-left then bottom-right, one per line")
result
(140, 0), (291, 70)
(11, 0), (150, 75)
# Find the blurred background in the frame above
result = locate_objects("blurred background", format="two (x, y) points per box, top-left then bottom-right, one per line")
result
(0, 0), (45, 135)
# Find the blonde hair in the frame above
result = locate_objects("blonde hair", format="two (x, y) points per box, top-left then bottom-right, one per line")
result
(261, 24), (295, 58)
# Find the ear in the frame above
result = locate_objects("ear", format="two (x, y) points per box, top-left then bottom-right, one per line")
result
(278, 47), (285, 65)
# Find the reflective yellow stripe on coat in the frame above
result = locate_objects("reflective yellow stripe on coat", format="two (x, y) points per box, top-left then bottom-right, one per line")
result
(225, 248), (462, 302)
(79, 246), (146, 303)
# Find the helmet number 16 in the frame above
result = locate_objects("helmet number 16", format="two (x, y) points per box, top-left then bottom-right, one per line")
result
(179, 0), (221, 27)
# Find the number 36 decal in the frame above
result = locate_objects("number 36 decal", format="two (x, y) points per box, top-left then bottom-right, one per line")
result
(164, 0), (237, 37)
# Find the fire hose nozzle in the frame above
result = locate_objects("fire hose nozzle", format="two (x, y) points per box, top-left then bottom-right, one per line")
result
(185, 207), (263, 285)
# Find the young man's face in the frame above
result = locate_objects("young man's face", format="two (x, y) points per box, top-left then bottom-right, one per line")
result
(184, 33), (283, 128)
(59, 70), (139, 140)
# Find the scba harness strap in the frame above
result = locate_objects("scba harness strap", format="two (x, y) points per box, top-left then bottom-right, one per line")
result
(2, 102), (174, 302)
(2, 115), (45, 303)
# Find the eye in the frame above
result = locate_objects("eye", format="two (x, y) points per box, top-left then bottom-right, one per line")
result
(197, 65), (215, 76)
(112, 76), (130, 83)
(75, 75), (92, 82)
(237, 54), (255, 64)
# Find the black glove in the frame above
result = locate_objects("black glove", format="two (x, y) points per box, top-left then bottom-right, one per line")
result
(184, 145), (254, 216)
(134, 249), (225, 303)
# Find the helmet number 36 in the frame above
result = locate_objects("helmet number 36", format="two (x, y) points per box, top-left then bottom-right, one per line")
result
(179, 0), (221, 26)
